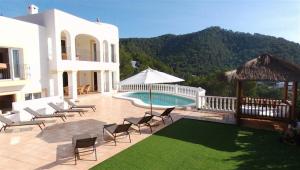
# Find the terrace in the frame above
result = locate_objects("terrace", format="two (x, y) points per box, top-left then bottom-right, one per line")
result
(0, 94), (233, 170)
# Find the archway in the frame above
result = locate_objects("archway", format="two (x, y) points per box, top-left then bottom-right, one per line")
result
(75, 34), (100, 61)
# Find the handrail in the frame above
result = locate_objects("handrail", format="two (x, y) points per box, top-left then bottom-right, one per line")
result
(197, 96), (237, 113)
(119, 83), (205, 98)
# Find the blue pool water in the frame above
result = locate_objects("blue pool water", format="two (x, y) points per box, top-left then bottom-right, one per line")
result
(125, 92), (194, 106)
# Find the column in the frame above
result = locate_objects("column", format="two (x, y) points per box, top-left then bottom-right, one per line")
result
(70, 34), (76, 61)
(55, 71), (64, 98)
(96, 71), (102, 93)
(68, 71), (78, 99)
(108, 70), (113, 92)
(100, 70), (105, 93)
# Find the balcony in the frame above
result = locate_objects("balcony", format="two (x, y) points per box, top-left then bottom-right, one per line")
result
(58, 60), (118, 71)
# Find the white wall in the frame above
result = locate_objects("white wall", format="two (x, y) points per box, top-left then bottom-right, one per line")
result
(0, 16), (48, 99)
(1, 96), (64, 125)
(15, 9), (120, 97)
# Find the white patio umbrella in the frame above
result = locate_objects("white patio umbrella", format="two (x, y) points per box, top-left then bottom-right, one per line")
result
(120, 67), (184, 113)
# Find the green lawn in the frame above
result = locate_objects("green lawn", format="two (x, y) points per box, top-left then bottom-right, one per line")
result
(91, 119), (300, 170)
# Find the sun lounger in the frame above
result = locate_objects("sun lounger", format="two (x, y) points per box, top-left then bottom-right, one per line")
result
(48, 102), (87, 116)
(145, 107), (175, 124)
(0, 114), (45, 132)
(124, 115), (154, 134)
(24, 107), (67, 122)
(66, 99), (96, 112)
(103, 123), (132, 145)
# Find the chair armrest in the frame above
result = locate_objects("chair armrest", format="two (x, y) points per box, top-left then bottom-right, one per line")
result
(103, 123), (117, 128)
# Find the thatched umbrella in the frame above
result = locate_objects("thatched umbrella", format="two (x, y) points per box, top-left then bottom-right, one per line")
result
(225, 54), (300, 82)
(225, 54), (300, 122)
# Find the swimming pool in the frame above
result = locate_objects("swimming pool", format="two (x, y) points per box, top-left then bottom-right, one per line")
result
(115, 92), (195, 108)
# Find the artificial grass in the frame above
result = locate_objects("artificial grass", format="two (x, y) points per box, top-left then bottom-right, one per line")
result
(91, 118), (300, 170)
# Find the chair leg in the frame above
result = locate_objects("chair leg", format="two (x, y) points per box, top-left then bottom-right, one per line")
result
(92, 107), (96, 112)
(74, 152), (77, 165)
(38, 124), (43, 130)
(42, 122), (46, 127)
(147, 123), (153, 133)
(114, 134), (117, 146)
(78, 112), (82, 116)
(3, 126), (7, 131)
(128, 132), (131, 143)
(94, 147), (97, 161)
(102, 128), (105, 138)
(161, 117), (165, 124)
(61, 116), (65, 122)
(169, 115), (174, 123)
(138, 125), (141, 134)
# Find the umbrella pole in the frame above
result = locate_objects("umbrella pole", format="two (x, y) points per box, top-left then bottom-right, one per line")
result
(150, 84), (153, 114)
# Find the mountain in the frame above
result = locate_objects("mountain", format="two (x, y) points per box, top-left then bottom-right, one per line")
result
(120, 26), (300, 81)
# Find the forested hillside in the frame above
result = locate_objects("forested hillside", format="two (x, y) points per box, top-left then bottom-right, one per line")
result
(120, 26), (300, 97)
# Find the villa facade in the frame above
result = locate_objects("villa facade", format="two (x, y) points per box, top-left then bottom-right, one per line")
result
(0, 5), (119, 113)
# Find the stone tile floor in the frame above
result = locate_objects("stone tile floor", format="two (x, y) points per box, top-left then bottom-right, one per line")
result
(0, 94), (235, 170)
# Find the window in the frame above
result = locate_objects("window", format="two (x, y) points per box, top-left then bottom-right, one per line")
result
(11, 49), (21, 78)
(25, 92), (42, 100)
(25, 93), (32, 100)
(33, 93), (41, 99)
(111, 44), (116, 63)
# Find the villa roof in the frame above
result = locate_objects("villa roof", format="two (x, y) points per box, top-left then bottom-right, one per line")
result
(225, 54), (300, 81)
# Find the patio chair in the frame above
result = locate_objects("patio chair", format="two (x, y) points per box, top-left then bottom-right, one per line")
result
(24, 107), (67, 122)
(123, 115), (154, 134)
(145, 107), (175, 124)
(72, 133), (98, 165)
(65, 99), (96, 112)
(84, 84), (91, 94)
(63, 86), (69, 96)
(77, 86), (84, 95)
(48, 102), (87, 116)
(103, 123), (132, 145)
(0, 115), (45, 132)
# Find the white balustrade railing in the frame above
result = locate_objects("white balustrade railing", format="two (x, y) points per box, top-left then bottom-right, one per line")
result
(119, 84), (205, 99)
(119, 84), (237, 112)
(197, 96), (237, 112)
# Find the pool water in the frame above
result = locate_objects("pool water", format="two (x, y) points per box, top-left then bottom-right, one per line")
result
(125, 92), (194, 107)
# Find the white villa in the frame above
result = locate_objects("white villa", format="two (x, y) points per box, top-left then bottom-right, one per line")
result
(0, 5), (119, 113)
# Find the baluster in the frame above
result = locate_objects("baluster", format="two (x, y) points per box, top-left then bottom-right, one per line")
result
(224, 98), (227, 111)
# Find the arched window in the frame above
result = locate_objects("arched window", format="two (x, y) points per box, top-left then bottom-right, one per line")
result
(61, 31), (71, 60)
(103, 40), (109, 62)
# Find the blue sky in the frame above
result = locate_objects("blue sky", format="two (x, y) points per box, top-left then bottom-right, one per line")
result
(1, 0), (299, 43)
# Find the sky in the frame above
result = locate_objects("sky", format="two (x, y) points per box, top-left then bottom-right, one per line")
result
(0, 0), (299, 43)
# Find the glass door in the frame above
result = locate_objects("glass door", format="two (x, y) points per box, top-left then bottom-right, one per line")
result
(9, 49), (21, 79)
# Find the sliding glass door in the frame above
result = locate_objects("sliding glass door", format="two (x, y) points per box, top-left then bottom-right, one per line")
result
(9, 48), (21, 79)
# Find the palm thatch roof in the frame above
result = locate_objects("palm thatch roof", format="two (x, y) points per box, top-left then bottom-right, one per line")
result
(226, 54), (300, 81)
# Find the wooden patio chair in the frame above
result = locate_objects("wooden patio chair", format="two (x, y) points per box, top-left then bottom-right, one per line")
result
(65, 99), (96, 112)
(123, 115), (154, 134)
(103, 123), (132, 145)
(145, 107), (175, 124)
(72, 133), (98, 165)
(0, 115), (45, 132)
(24, 107), (67, 122)
(63, 86), (69, 96)
(84, 84), (91, 94)
(48, 102), (87, 116)
(77, 86), (84, 95)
